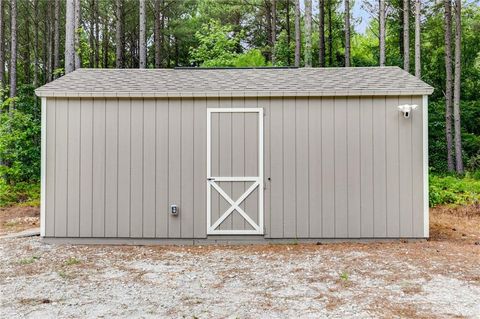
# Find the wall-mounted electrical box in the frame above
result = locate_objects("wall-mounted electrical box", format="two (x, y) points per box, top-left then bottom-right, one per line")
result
(170, 204), (178, 216)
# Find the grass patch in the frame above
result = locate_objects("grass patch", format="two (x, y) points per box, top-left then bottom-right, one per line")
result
(339, 271), (349, 282)
(429, 173), (480, 207)
(64, 257), (81, 266)
(18, 256), (40, 265)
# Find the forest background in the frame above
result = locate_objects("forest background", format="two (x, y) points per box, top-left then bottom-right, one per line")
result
(0, 0), (479, 208)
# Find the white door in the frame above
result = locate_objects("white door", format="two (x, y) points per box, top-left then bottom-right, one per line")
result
(207, 108), (264, 235)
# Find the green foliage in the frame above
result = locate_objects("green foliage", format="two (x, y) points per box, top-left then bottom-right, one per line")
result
(64, 257), (81, 266)
(233, 49), (268, 67)
(429, 174), (480, 207)
(190, 20), (268, 68)
(273, 30), (295, 66)
(429, 101), (480, 173)
(351, 33), (378, 67)
(0, 110), (41, 183)
(0, 86), (41, 207)
(18, 256), (40, 265)
(0, 180), (40, 207)
(190, 20), (244, 67)
(339, 271), (349, 281)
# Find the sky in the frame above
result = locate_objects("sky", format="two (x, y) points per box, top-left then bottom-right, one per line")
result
(301, 1), (372, 34)
(353, 2), (371, 34)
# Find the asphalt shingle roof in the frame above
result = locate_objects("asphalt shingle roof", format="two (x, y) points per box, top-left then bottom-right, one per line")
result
(35, 67), (434, 98)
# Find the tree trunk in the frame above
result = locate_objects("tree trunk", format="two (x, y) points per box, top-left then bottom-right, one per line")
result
(94, 0), (100, 68)
(403, 0), (409, 72)
(0, 0), (4, 98)
(379, 0), (386, 66)
(444, 0), (454, 172)
(74, 0), (81, 69)
(43, 2), (48, 81)
(265, 0), (272, 62)
(33, 0), (39, 94)
(453, 0), (463, 173)
(271, 0), (276, 64)
(294, 0), (300, 67)
(319, 0), (325, 67)
(116, 0), (124, 68)
(139, 0), (146, 68)
(161, 1), (165, 66)
(414, 0), (421, 77)
(286, 0), (291, 65)
(89, 0), (95, 67)
(65, 0), (75, 74)
(154, 0), (161, 68)
(53, 0), (60, 75)
(9, 0), (17, 105)
(344, 0), (350, 67)
(328, 0), (333, 66)
(174, 36), (179, 67)
(102, 12), (109, 68)
(304, 0), (312, 67)
(48, 3), (54, 81)
(23, 2), (32, 84)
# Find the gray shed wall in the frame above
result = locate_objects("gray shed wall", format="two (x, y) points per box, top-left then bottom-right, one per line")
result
(43, 95), (427, 239)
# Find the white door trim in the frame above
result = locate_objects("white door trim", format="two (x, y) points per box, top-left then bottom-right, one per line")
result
(206, 108), (264, 235)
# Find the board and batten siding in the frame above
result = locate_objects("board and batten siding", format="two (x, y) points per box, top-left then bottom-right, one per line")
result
(42, 95), (427, 239)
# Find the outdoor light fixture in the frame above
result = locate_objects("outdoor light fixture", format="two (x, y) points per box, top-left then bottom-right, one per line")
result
(397, 104), (418, 118)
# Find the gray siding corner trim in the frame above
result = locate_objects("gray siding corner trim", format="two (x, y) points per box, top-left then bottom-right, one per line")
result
(423, 95), (429, 237)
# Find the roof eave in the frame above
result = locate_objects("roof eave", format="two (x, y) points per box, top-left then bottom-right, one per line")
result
(35, 88), (434, 98)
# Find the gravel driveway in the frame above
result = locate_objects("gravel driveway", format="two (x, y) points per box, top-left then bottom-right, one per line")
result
(1, 236), (479, 318)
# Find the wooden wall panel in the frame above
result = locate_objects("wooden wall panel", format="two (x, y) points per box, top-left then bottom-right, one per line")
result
(386, 97), (400, 237)
(296, 98), (310, 238)
(79, 98), (93, 237)
(92, 99), (106, 237)
(104, 99), (118, 237)
(54, 99), (68, 237)
(117, 99), (131, 237)
(155, 99), (169, 237)
(168, 99), (182, 238)
(283, 98), (296, 237)
(67, 99), (81, 237)
(321, 97), (335, 237)
(193, 98), (207, 238)
(347, 97), (361, 237)
(373, 97), (387, 237)
(399, 96), (414, 237)
(181, 98), (195, 237)
(269, 98), (284, 238)
(360, 98), (374, 237)
(308, 97), (322, 237)
(143, 99), (156, 238)
(334, 98), (348, 237)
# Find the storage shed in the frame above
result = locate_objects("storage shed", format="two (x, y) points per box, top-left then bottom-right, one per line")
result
(35, 67), (433, 243)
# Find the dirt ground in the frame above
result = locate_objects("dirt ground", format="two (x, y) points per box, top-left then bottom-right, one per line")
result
(0, 205), (479, 318)
(0, 205), (39, 236)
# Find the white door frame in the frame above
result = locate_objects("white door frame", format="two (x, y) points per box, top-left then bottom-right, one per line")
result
(206, 108), (264, 235)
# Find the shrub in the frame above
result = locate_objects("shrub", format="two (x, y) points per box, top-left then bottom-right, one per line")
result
(429, 174), (480, 207)
(0, 109), (41, 184)
(0, 179), (40, 207)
